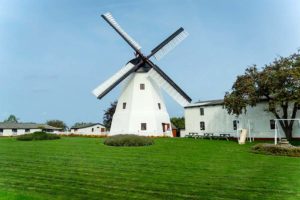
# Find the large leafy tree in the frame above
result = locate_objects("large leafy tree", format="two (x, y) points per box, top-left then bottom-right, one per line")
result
(4, 115), (19, 123)
(224, 52), (300, 141)
(103, 101), (117, 130)
(46, 120), (67, 130)
(170, 117), (185, 129)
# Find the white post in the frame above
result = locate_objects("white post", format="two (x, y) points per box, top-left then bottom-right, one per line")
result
(274, 120), (277, 145)
(236, 119), (240, 142)
(248, 120), (252, 142)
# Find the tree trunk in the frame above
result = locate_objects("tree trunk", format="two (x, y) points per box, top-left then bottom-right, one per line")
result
(283, 126), (293, 141)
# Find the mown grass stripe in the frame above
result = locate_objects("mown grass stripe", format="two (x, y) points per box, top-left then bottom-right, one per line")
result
(0, 137), (299, 199)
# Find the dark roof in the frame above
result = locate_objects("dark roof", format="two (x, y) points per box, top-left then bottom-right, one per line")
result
(70, 123), (105, 129)
(185, 97), (272, 108)
(0, 122), (62, 130)
(185, 99), (224, 108)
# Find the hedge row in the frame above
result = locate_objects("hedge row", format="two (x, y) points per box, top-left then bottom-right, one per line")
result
(17, 132), (60, 141)
(252, 143), (300, 157)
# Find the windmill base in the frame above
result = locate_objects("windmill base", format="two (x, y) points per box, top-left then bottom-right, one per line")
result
(109, 72), (173, 137)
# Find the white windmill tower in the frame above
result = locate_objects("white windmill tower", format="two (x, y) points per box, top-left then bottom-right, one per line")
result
(93, 12), (192, 137)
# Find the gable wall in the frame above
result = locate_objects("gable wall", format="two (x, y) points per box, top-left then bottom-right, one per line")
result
(71, 124), (106, 135)
(184, 102), (300, 138)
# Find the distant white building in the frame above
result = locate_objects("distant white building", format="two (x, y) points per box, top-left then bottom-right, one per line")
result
(70, 123), (107, 135)
(0, 122), (62, 136)
(183, 99), (300, 139)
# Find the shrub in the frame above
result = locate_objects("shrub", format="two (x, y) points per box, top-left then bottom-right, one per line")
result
(251, 143), (300, 157)
(104, 134), (154, 147)
(17, 131), (60, 141)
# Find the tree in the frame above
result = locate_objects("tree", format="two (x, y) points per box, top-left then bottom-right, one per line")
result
(224, 52), (300, 141)
(46, 120), (67, 130)
(170, 117), (185, 129)
(72, 122), (94, 128)
(103, 101), (117, 130)
(4, 115), (19, 123)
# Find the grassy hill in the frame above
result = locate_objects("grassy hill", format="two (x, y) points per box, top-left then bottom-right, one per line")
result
(0, 137), (299, 199)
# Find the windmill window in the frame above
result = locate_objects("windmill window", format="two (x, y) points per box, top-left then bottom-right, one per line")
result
(25, 129), (30, 133)
(140, 84), (145, 90)
(158, 103), (161, 110)
(200, 108), (204, 115)
(123, 102), (127, 109)
(200, 121), (205, 130)
(141, 123), (147, 130)
(233, 120), (239, 130)
(270, 120), (275, 130)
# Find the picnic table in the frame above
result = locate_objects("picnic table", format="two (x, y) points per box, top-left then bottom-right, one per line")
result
(203, 133), (214, 140)
(185, 132), (197, 138)
(219, 133), (231, 141)
(185, 132), (205, 139)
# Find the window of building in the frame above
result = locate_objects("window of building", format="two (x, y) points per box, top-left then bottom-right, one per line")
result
(297, 104), (300, 110)
(12, 129), (17, 133)
(233, 120), (239, 130)
(200, 107), (204, 115)
(141, 123), (147, 130)
(123, 102), (127, 109)
(140, 83), (145, 90)
(158, 103), (161, 110)
(0, 129), (3, 133)
(91, 128), (94, 132)
(101, 128), (105, 132)
(200, 121), (205, 130)
(25, 129), (30, 133)
(270, 120), (276, 130)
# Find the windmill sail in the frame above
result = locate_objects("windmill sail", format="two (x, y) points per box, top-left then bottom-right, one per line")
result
(150, 27), (188, 61)
(102, 12), (142, 52)
(92, 61), (141, 99)
(147, 67), (191, 107)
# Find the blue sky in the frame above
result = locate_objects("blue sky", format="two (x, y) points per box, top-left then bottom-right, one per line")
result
(1, 0), (300, 126)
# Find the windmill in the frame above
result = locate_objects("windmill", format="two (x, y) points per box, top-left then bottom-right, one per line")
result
(93, 12), (192, 136)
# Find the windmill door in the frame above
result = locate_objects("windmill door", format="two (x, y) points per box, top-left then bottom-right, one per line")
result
(162, 123), (170, 132)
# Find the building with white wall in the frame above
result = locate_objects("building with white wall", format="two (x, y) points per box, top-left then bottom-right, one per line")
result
(70, 123), (107, 135)
(183, 99), (300, 139)
(0, 122), (62, 136)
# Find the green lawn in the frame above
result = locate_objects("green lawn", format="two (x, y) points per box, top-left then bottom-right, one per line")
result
(0, 137), (299, 200)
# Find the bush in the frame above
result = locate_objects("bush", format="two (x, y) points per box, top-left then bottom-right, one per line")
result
(104, 134), (154, 147)
(251, 143), (300, 157)
(17, 131), (60, 141)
